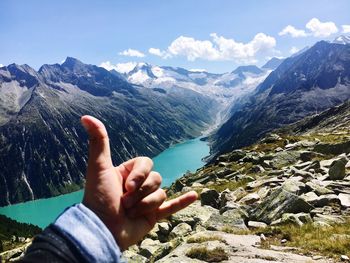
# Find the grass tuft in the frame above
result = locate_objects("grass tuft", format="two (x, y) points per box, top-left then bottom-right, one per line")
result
(186, 246), (229, 262)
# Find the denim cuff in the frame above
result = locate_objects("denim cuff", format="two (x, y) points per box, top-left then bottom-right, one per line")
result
(54, 203), (122, 262)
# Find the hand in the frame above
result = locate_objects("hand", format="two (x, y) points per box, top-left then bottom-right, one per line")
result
(80, 115), (198, 250)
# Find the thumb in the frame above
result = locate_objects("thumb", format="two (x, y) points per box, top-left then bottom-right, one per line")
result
(81, 115), (113, 172)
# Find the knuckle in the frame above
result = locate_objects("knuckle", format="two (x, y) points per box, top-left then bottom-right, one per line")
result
(152, 172), (162, 186)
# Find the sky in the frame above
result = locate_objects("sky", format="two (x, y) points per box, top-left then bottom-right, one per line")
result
(0, 0), (350, 73)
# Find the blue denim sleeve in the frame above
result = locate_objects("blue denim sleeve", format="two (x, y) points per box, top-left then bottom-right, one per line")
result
(53, 203), (123, 263)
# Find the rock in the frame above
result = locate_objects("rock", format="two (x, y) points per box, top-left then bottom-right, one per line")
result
(338, 193), (350, 207)
(251, 187), (314, 224)
(248, 221), (267, 229)
(277, 213), (313, 226)
(147, 224), (160, 240)
(300, 151), (317, 162)
(249, 165), (265, 174)
(328, 158), (347, 180)
(291, 168), (314, 181)
(313, 141), (350, 155)
(257, 187), (271, 199)
(260, 233), (267, 242)
(261, 133), (282, 143)
(218, 150), (246, 162)
(158, 222), (171, 235)
(313, 194), (340, 207)
(271, 151), (301, 168)
(169, 223), (192, 239)
(313, 214), (346, 225)
(305, 181), (334, 195)
(200, 188), (220, 209)
(341, 255), (350, 262)
(247, 177), (284, 189)
(275, 147), (284, 152)
(300, 192), (319, 204)
(216, 168), (235, 178)
(281, 239), (288, 244)
(205, 208), (248, 230)
(282, 179), (307, 194)
(139, 238), (162, 258)
(170, 201), (216, 227)
(123, 250), (147, 263)
(220, 187), (246, 206)
(239, 193), (260, 205)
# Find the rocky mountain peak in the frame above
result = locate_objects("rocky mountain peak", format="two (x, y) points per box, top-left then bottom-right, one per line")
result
(232, 65), (263, 75)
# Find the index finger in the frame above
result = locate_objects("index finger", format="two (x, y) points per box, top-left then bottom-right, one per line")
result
(155, 191), (198, 221)
(118, 157), (154, 192)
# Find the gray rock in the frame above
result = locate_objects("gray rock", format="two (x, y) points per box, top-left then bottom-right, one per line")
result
(158, 222), (171, 235)
(200, 188), (220, 209)
(139, 238), (162, 258)
(261, 133), (282, 144)
(122, 250), (147, 263)
(277, 213), (313, 226)
(251, 187), (314, 224)
(249, 165), (265, 174)
(205, 208), (248, 230)
(248, 221), (268, 228)
(314, 141), (350, 155)
(328, 158), (347, 180)
(305, 181), (334, 195)
(282, 179), (307, 194)
(239, 193), (260, 205)
(170, 201), (216, 227)
(313, 214), (346, 225)
(169, 223), (192, 239)
(338, 193), (350, 207)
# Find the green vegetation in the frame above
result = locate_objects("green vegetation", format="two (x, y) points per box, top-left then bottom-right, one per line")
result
(0, 214), (41, 252)
(258, 222), (350, 259)
(186, 246), (229, 262)
(187, 235), (225, 244)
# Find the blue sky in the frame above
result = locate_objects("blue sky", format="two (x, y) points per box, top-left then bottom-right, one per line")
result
(0, 0), (349, 73)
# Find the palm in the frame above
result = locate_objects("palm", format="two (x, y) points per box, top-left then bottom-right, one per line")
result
(81, 116), (197, 250)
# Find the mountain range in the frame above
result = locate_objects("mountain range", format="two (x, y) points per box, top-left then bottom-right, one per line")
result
(0, 58), (218, 205)
(211, 39), (350, 157)
(1, 35), (349, 206)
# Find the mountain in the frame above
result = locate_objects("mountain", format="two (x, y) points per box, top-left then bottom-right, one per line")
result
(333, 35), (350, 45)
(211, 40), (350, 157)
(232, 65), (263, 75)
(262, 57), (284, 70)
(0, 58), (218, 206)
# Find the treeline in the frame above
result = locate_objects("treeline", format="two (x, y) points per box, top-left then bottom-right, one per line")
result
(0, 214), (41, 252)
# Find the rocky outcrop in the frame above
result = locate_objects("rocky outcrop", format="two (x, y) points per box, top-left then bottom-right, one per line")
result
(125, 129), (350, 262)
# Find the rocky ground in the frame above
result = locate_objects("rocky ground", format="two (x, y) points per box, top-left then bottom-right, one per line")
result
(124, 128), (350, 262)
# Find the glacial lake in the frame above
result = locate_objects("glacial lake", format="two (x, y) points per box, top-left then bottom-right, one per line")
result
(0, 137), (209, 228)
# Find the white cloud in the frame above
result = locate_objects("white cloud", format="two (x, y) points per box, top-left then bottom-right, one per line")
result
(118, 48), (145, 58)
(0, 64), (3, 67)
(342, 25), (350, 33)
(99, 61), (137, 74)
(290, 46), (300, 54)
(163, 33), (276, 63)
(148, 48), (169, 58)
(306, 18), (338, 37)
(279, 25), (307, 38)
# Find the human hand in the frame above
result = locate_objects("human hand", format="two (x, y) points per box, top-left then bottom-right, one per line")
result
(80, 115), (198, 250)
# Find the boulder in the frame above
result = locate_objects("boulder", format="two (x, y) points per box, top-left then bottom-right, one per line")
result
(277, 213), (313, 226)
(313, 214), (346, 225)
(313, 141), (350, 155)
(260, 133), (282, 144)
(123, 250), (147, 263)
(305, 181), (334, 195)
(170, 201), (216, 227)
(169, 223), (192, 239)
(248, 221), (268, 229)
(338, 193), (350, 207)
(139, 239), (162, 258)
(200, 188), (220, 209)
(282, 179), (307, 194)
(205, 208), (248, 230)
(239, 193), (260, 205)
(328, 158), (347, 180)
(250, 187), (314, 224)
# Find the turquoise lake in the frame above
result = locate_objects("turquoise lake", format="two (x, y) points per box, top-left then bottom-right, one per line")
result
(0, 137), (209, 228)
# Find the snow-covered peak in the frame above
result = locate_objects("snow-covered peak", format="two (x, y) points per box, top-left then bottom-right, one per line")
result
(333, 35), (350, 45)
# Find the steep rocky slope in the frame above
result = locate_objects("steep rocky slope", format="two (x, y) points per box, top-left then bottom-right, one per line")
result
(212, 40), (350, 157)
(0, 58), (218, 206)
(125, 101), (350, 262)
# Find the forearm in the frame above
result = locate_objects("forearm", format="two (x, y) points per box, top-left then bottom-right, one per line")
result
(19, 204), (123, 263)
